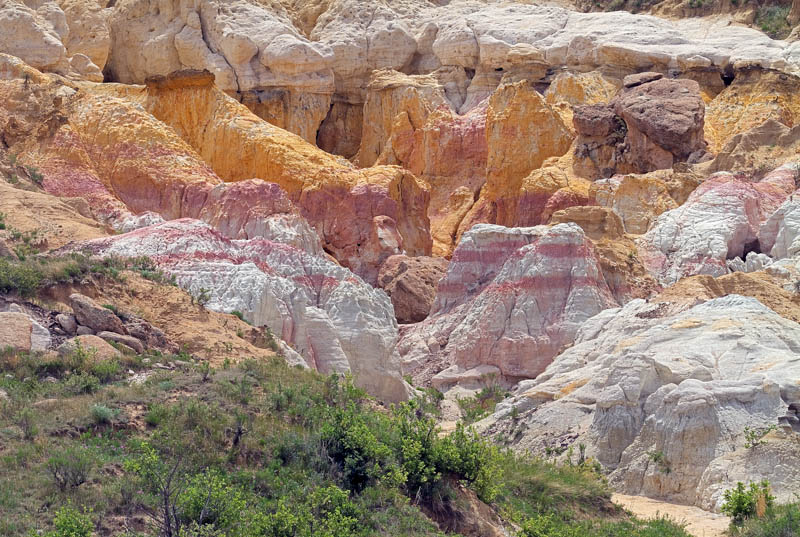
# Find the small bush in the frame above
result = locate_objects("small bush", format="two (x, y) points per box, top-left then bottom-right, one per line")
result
(25, 166), (44, 186)
(45, 504), (94, 537)
(14, 406), (38, 440)
(90, 359), (121, 383)
(89, 404), (119, 426)
(733, 502), (800, 537)
(194, 287), (211, 307)
(144, 403), (169, 427)
(177, 470), (248, 530)
(743, 425), (776, 449)
(756, 5), (791, 39)
(0, 211), (5, 231)
(722, 480), (775, 524)
(63, 373), (100, 396)
(46, 447), (94, 491)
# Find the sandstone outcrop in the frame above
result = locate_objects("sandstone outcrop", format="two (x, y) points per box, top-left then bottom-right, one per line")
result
(638, 164), (796, 285)
(72, 218), (412, 402)
(705, 69), (800, 154)
(57, 334), (121, 362)
(399, 223), (618, 388)
(377, 254), (448, 324)
(573, 74), (708, 178)
(487, 295), (800, 510)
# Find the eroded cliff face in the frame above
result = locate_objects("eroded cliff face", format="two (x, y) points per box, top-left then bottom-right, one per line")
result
(3, 0), (800, 514)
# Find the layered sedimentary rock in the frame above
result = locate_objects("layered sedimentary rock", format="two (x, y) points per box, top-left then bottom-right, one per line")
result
(5, 64), (427, 282)
(573, 73), (708, 178)
(398, 223), (618, 388)
(487, 295), (800, 509)
(106, 0), (336, 142)
(638, 163), (796, 285)
(73, 219), (412, 402)
(589, 169), (702, 235)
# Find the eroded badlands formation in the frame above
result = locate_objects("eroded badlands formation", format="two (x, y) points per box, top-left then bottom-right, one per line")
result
(2, 0), (800, 516)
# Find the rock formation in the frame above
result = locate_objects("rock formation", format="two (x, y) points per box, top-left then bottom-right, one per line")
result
(70, 219), (412, 402)
(573, 73), (708, 179)
(399, 223), (618, 388)
(486, 295), (800, 509)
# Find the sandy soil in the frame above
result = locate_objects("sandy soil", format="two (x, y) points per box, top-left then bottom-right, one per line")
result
(612, 494), (730, 537)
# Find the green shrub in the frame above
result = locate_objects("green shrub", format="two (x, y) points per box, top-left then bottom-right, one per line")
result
(733, 502), (800, 536)
(743, 425), (776, 449)
(25, 166), (44, 186)
(89, 404), (119, 425)
(321, 403), (401, 492)
(756, 5), (791, 39)
(0, 258), (43, 296)
(0, 211), (5, 231)
(144, 403), (168, 427)
(177, 470), (248, 530)
(13, 407), (38, 440)
(46, 447), (94, 491)
(456, 381), (506, 424)
(45, 504), (94, 537)
(90, 359), (120, 383)
(63, 373), (100, 396)
(722, 480), (775, 524)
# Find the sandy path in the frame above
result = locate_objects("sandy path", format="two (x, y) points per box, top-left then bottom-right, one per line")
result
(612, 494), (730, 537)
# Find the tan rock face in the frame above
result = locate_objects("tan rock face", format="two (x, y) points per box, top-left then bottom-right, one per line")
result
(0, 312), (35, 352)
(705, 69), (800, 154)
(377, 254), (448, 324)
(460, 81), (574, 235)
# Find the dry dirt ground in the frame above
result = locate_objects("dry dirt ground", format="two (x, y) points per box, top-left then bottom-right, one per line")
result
(612, 494), (730, 537)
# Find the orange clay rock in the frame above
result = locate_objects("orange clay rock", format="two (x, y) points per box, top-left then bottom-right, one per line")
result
(705, 68), (800, 154)
(459, 80), (574, 235)
(655, 271), (800, 324)
(543, 71), (619, 133)
(9, 67), (430, 283)
(0, 181), (108, 250)
(589, 169), (703, 235)
(120, 70), (431, 283)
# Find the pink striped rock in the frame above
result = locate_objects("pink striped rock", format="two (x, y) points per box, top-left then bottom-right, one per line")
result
(399, 223), (618, 388)
(638, 164), (796, 285)
(69, 219), (411, 402)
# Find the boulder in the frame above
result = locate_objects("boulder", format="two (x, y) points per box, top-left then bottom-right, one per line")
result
(0, 312), (50, 352)
(76, 326), (94, 336)
(377, 255), (449, 324)
(57, 335), (121, 362)
(96, 331), (145, 354)
(573, 76), (707, 177)
(69, 294), (127, 335)
(55, 313), (78, 335)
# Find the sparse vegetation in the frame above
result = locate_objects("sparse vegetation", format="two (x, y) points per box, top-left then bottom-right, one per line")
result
(756, 5), (791, 39)
(647, 450), (672, 474)
(730, 501), (800, 536)
(456, 380), (507, 424)
(743, 424), (776, 449)
(722, 480), (775, 525)
(25, 165), (44, 186)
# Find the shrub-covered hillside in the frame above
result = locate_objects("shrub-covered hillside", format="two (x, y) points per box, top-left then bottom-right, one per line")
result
(0, 338), (692, 537)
